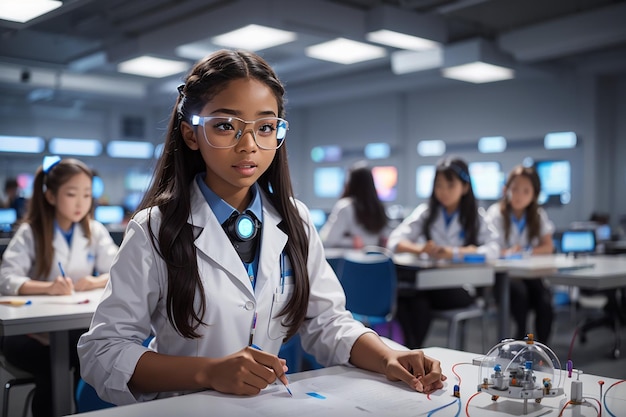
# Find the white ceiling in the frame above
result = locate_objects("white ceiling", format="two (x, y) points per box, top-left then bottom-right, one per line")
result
(1, 0), (625, 109)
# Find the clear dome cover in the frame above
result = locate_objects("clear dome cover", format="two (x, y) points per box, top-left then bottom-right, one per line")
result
(477, 334), (564, 401)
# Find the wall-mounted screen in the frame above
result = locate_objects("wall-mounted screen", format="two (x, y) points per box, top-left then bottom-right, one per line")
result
(0, 208), (17, 233)
(371, 166), (398, 202)
(94, 205), (125, 225)
(16, 173), (34, 199)
(314, 167), (345, 198)
(308, 209), (327, 230)
(124, 171), (153, 192)
(415, 165), (435, 198)
(469, 161), (503, 201)
(534, 160), (571, 205)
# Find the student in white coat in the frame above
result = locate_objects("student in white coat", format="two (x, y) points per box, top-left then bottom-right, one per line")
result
(77, 50), (446, 406)
(320, 161), (390, 248)
(0, 157), (118, 417)
(387, 156), (499, 348)
(485, 165), (555, 343)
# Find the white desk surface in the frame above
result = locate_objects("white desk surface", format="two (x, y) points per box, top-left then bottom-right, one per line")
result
(0, 289), (104, 417)
(0, 289), (102, 335)
(72, 346), (624, 417)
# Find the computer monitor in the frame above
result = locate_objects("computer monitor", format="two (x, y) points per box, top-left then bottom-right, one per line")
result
(308, 209), (327, 230)
(560, 229), (596, 255)
(0, 208), (17, 233)
(94, 205), (125, 225)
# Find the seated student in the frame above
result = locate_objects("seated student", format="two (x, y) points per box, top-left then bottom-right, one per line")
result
(2, 177), (27, 222)
(320, 161), (390, 248)
(485, 165), (555, 343)
(77, 49), (446, 406)
(387, 156), (499, 349)
(0, 157), (119, 417)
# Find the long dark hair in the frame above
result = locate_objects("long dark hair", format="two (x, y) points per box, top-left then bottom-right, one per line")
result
(499, 165), (542, 245)
(26, 158), (93, 279)
(138, 49), (309, 340)
(341, 162), (388, 233)
(423, 156), (479, 245)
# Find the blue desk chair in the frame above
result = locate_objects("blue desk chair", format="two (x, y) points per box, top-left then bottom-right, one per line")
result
(336, 247), (398, 337)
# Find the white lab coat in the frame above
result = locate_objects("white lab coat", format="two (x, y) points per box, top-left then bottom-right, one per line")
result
(319, 197), (391, 248)
(78, 180), (372, 405)
(0, 220), (119, 295)
(485, 203), (555, 250)
(386, 203), (500, 260)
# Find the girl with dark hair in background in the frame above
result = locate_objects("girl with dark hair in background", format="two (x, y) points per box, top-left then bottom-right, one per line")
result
(320, 161), (390, 248)
(387, 156), (499, 348)
(0, 157), (118, 417)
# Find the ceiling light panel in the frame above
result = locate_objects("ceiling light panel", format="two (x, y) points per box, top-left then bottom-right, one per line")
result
(366, 30), (440, 51)
(0, 0), (62, 23)
(211, 24), (297, 51)
(442, 62), (515, 83)
(118, 56), (189, 78)
(306, 38), (387, 65)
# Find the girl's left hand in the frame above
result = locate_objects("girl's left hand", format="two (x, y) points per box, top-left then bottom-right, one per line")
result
(382, 349), (447, 394)
(74, 276), (98, 291)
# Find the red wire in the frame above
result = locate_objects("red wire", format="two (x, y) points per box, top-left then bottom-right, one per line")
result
(464, 391), (481, 416)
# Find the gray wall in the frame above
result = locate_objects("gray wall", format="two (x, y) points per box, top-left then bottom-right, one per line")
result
(1, 72), (624, 231)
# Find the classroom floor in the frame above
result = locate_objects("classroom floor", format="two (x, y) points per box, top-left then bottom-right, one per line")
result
(1, 305), (624, 416)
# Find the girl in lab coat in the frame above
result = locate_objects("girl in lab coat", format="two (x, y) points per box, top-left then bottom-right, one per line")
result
(386, 156), (499, 348)
(0, 157), (119, 417)
(77, 49), (446, 406)
(485, 164), (555, 343)
(320, 161), (390, 248)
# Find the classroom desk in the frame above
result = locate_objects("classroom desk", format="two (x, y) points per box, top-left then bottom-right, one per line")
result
(492, 254), (626, 342)
(0, 289), (104, 417)
(324, 248), (495, 290)
(72, 346), (624, 417)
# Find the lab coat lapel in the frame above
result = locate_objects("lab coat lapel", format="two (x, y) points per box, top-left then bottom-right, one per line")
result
(188, 181), (254, 298)
(67, 224), (90, 270)
(254, 194), (288, 297)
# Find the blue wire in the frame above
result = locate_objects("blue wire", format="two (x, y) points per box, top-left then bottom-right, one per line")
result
(603, 380), (624, 417)
(427, 397), (461, 417)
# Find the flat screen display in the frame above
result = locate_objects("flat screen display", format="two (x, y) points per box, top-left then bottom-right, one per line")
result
(94, 205), (125, 225)
(415, 165), (435, 198)
(469, 161), (503, 201)
(534, 160), (571, 205)
(560, 230), (595, 254)
(371, 166), (398, 202)
(314, 167), (345, 198)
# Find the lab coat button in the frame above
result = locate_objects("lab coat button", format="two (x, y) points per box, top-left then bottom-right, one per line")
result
(244, 301), (255, 310)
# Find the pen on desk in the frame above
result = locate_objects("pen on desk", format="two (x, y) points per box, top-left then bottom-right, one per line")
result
(0, 300), (31, 306)
(249, 343), (293, 397)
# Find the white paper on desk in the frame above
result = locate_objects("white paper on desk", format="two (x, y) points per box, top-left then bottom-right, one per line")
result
(227, 370), (451, 417)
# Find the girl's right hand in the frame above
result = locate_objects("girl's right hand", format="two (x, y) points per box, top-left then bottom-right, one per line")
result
(200, 347), (288, 395)
(48, 276), (74, 295)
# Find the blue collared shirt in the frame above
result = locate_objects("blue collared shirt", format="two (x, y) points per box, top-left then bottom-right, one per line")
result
(195, 174), (263, 288)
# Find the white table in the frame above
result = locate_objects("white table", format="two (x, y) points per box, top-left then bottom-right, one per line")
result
(0, 289), (104, 417)
(492, 254), (626, 342)
(72, 346), (624, 417)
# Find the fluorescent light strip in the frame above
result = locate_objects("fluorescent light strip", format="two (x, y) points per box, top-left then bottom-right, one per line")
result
(0, 0), (62, 23)
(0, 136), (45, 153)
(118, 56), (189, 78)
(212, 24), (297, 51)
(478, 136), (507, 153)
(107, 141), (154, 159)
(306, 38), (387, 65)
(544, 132), (577, 149)
(49, 138), (102, 156)
(366, 30), (440, 51)
(442, 62), (514, 84)
(417, 140), (446, 157)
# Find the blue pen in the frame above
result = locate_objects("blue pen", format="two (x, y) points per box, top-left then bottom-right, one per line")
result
(250, 343), (293, 397)
(58, 261), (66, 277)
